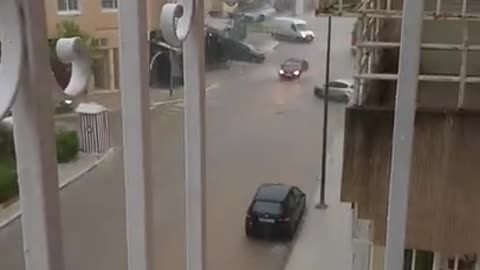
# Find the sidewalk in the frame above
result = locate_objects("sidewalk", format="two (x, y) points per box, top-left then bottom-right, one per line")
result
(284, 105), (354, 270)
(78, 88), (184, 111)
(0, 149), (115, 228)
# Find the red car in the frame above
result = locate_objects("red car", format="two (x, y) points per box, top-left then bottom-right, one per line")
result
(278, 58), (309, 80)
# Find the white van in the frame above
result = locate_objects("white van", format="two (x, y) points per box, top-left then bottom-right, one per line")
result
(268, 17), (315, 42)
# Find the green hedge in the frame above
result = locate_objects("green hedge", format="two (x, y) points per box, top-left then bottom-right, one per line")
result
(0, 165), (18, 204)
(56, 130), (80, 163)
(0, 123), (15, 159)
(0, 127), (80, 203)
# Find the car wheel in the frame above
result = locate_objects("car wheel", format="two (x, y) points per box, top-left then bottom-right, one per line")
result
(285, 223), (296, 241)
(245, 222), (254, 237)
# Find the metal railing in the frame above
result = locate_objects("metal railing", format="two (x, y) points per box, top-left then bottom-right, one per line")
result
(0, 2), (206, 270)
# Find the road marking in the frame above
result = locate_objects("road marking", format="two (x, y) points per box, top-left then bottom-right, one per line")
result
(150, 98), (183, 108)
(206, 82), (220, 92)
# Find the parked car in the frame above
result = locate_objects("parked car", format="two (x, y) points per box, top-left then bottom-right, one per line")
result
(245, 183), (306, 240)
(268, 17), (315, 42)
(314, 79), (355, 104)
(220, 38), (266, 63)
(278, 57), (309, 80)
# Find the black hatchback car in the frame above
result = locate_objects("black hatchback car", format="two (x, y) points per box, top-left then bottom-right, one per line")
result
(278, 58), (309, 80)
(245, 183), (306, 240)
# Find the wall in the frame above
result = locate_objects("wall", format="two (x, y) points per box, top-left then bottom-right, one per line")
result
(368, 0), (480, 109)
(44, 0), (119, 48)
(44, 0), (167, 48)
(342, 107), (480, 255)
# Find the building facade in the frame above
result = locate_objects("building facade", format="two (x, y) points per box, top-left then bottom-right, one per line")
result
(44, 0), (226, 91)
(319, 0), (480, 269)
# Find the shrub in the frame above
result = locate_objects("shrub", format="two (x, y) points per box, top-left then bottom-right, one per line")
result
(56, 130), (80, 163)
(55, 100), (75, 114)
(0, 165), (18, 204)
(0, 123), (15, 160)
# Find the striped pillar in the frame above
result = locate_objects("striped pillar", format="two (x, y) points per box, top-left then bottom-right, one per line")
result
(78, 110), (111, 154)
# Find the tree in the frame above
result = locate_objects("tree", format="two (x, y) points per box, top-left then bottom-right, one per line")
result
(50, 20), (99, 88)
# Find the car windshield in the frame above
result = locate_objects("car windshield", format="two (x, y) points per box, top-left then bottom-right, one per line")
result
(243, 43), (260, 54)
(283, 61), (302, 70)
(251, 201), (283, 216)
(295, 23), (308, 31)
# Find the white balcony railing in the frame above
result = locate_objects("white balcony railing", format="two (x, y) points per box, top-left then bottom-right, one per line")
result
(0, 1), (205, 270)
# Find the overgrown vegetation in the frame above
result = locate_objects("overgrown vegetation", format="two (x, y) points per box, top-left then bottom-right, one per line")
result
(0, 165), (18, 204)
(56, 129), (80, 163)
(0, 124), (80, 204)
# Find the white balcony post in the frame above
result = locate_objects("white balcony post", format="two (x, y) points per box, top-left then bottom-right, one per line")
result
(12, 1), (65, 270)
(118, 1), (153, 270)
(183, 1), (207, 270)
(432, 252), (441, 270)
(383, 0), (424, 270)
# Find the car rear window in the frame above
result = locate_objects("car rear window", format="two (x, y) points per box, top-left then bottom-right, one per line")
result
(251, 201), (283, 216)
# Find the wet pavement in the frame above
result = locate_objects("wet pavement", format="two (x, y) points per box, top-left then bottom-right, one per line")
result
(0, 15), (355, 270)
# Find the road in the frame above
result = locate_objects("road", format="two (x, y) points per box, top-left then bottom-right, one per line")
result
(0, 15), (355, 270)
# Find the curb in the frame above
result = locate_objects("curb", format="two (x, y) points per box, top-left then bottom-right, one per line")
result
(55, 113), (78, 121)
(60, 148), (116, 190)
(150, 98), (184, 109)
(0, 148), (116, 229)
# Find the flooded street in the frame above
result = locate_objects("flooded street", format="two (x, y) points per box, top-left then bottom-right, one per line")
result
(0, 16), (354, 270)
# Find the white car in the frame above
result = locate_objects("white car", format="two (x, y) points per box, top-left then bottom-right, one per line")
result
(314, 79), (354, 104)
(267, 17), (315, 42)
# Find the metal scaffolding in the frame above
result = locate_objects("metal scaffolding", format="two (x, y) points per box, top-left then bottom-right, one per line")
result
(317, 0), (480, 108)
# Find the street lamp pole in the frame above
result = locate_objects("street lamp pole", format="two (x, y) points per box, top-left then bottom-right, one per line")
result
(169, 50), (175, 97)
(318, 15), (332, 209)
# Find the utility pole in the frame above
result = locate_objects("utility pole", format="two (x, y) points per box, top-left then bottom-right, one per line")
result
(317, 15), (332, 209)
(169, 50), (175, 97)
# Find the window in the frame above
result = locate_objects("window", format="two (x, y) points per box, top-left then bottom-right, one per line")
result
(286, 192), (297, 210)
(251, 201), (283, 216)
(403, 249), (433, 270)
(58, 0), (79, 13)
(101, 0), (118, 10)
(292, 187), (303, 200)
(295, 23), (308, 31)
(329, 81), (348, 88)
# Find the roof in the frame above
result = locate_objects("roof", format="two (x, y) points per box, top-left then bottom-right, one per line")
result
(334, 79), (354, 86)
(254, 183), (291, 202)
(273, 16), (307, 24)
(75, 102), (107, 114)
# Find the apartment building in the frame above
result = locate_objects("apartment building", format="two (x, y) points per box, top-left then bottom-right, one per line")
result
(315, 0), (480, 269)
(45, 0), (226, 91)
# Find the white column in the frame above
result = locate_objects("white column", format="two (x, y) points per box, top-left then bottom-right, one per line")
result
(108, 48), (116, 91)
(432, 252), (441, 270)
(411, 250), (417, 270)
(295, 0), (304, 16)
(475, 255), (480, 270)
(453, 256), (459, 270)
(12, 1), (65, 270)
(183, 0), (207, 269)
(383, 0), (424, 269)
(118, 1), (153, 270)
